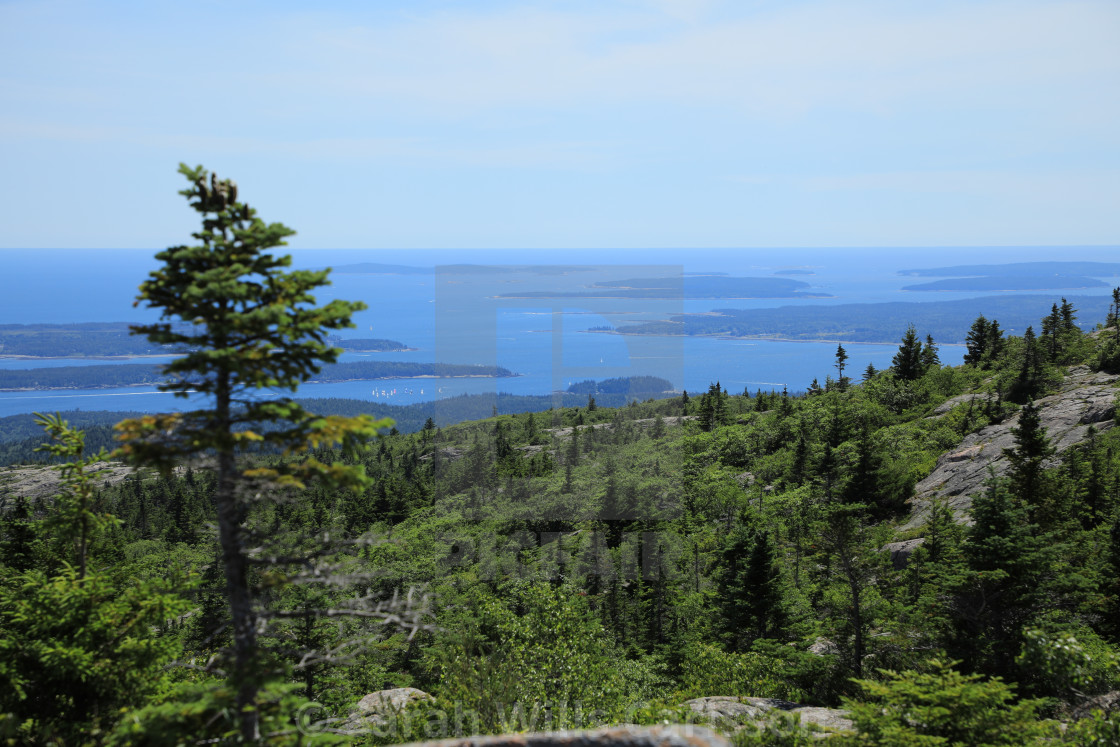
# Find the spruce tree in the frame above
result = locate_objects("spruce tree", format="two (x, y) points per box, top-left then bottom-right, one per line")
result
(115, 164), (390, 740)
(922, 334), (940, 369)
(892, 324), (925, 380)
(1009, 326), (1048, 403)
(953, 479), (1052, 677)
(1041, 303), (1061, 360)
(834, 344), (849, 391)
(1003, 400), (1055, 524)
(718, 525), (785, 650)
(0, 495), (37, 573)
(987, 319), (1005, 362)
(964, 315), (990, 366)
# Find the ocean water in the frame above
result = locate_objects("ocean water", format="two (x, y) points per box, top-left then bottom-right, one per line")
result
(1, 246), (1116, 418)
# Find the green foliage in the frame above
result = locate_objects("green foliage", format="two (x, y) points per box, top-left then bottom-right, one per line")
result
(843, 659), (1050, 746)
(117, 164), (387, 486)
(718, 525), (786, 650)
(1015, 627), (1120, 700)
(34, 412), (120, 577)
(109, 679), (346, 746)
(676, 642), (800, 702)
(894, 325), (937, 381)
(0, 567), (188, 744)
(430, 583), (633, 731)
(1062, 710), (1120, 746)
(1003, 400), (1056, 516)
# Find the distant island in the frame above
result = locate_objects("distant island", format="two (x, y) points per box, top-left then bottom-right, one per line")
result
(325, 262), (432, 275)
(495, 275), (831, 300)
(609, 294), (1112, 344)
(895, 261), (1120, 293)
(0, 324), (420, 359)
(898, 260), (1120, 277)
(329, 262), (600, 276)
(565, 376), (673, 396)
(333, 337), (415, 352)
(0, 361), (517, 392)
(774, 269), (815, 276)
(902, 276), (1107, 292)
(0, 323), (181, 358)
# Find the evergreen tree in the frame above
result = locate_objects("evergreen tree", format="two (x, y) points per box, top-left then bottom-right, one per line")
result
(1003, 400), (1055, 523)
(115, 165), (392, 741)
(1102, 516), (1120, 643)
(1041, 302), (1062, 361)
(845, 659), (1047, 745)
(0, 495), (37, 573)
(892, 324), (925, 380)
(921, 334), (940, 369)
(815, 503), (884, 679)
(524, 411), (536, 442)
(567, 424), (581, 465)
(790, 434), (809, 486)
(1008, 326), (1048, 403)
(718, 525), (785, 651)
(964, 315), (990, 366)
(0, 418), (188, 742)
(34, 413), (118, 579)
(842, 424), (889, 516)
(834, 344), (849, 391)
(987, 319), (1005, 361)
(952, 479), (1053, 678)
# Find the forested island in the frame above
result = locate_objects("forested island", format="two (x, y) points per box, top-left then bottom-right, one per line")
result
(612, 294), (1113, 343)
(0, 324), (417, 358)
(330, 262), (598, 276)
(496, 275), (831, 300)
(0, 360), (515, 391)
(902, 276), (1107, 292)
(899, 260), (1120, 277)
(334, 337), (414, 352)
(898, 261), (1120, 292)
(0, 322), (182, 358)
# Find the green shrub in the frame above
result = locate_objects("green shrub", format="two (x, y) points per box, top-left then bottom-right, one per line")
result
(676, 642), (797, 702)
(842, 658), (1052, 746)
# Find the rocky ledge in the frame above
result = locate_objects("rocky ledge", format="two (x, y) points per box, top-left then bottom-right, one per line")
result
(905, 366), (1118, 528)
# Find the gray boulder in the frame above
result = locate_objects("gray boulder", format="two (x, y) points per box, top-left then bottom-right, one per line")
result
(1071, 690), (1120, 720)
(352, 687), (433, 724)
(685, 696), (853, 734)
(882, 538), (925, 570)
(394, 725), (730, 747)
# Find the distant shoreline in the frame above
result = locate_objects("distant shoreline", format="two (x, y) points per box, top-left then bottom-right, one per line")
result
(0, 371), (521, 393)
(0, 347), (419, 361)
(587, 329), (966, 346)
(0, 354), (176, 361)
(491, 294), (833, 300)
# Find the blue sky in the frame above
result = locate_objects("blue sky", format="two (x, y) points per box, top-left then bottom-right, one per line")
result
(1, 0), (1117, 250)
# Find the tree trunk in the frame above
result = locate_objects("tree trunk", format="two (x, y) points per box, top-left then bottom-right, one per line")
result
(846, 558), (864, 679)
(213, 370), (260, 742)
